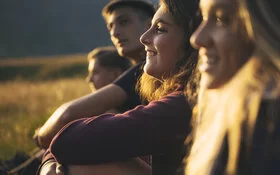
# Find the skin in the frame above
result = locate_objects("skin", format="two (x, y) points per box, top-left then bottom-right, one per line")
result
(190, 0), (253, 89)
(140, 5), (185, 80)
(36, 6), (150, 149)
(39, 4), (187, 175)
(87, 59), (122, 91)
(185, 1), (254, 174)
(107, 7), (150, 63)
(37, 4), (152, 175)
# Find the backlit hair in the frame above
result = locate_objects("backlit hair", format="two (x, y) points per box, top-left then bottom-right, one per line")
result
(88, 46), (132, 72)
(136, 0), (201, 106)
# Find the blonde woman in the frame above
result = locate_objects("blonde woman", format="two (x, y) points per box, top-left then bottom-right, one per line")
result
(185, 0), (280, 174)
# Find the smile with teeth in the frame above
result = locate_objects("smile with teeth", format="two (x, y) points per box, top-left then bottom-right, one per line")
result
(146, 50), (157, 56)
(199, 55), (218, 72)
(201, 55), (218, 65)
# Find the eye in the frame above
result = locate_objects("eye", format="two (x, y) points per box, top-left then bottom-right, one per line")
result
(215, 16), (231, 27)
(119, 19), (129, 26)
(155, 25), (167, 33)
(107, 23), (112, 31)
(215, 10), (231, 27)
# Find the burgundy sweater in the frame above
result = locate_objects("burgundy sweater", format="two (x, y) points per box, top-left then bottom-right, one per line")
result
(42, 88), (192, 174)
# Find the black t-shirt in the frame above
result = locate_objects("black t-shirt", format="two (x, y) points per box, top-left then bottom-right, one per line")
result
(113, 62), (145, 112)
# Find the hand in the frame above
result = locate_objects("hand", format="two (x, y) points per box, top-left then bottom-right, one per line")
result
(39, 160), (65, 175)
(33, 127), (41, 148)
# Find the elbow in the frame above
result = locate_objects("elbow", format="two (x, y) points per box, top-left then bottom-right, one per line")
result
(37, 103), (73, 149)
(49, 125), (82, 164)
(50, 138), (67, 163)
(37, 133), (52, 149)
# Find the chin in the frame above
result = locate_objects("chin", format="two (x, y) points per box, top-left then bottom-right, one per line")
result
(143, 62), (153, 73)
(117, 49), (126, 57)
(200, 74), (219, 90)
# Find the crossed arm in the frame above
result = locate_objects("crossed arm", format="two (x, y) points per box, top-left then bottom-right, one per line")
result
(36, 84), (127, 149)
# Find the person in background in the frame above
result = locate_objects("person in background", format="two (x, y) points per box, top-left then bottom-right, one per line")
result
(37, 0), (201, 174)
(86, 46), (132, 113)
(86, 46), (132, 92)
(185, 0), (280, 174)
(34, 0), (155, 150)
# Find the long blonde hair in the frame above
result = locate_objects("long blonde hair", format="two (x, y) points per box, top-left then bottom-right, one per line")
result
(185, 0), (280, 174)
(185, 0), (257, 174)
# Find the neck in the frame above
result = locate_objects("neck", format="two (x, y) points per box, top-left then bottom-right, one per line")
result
(127, 48), (146, 64)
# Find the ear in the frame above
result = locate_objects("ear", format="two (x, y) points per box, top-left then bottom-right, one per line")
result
(110, 68), (123, 79)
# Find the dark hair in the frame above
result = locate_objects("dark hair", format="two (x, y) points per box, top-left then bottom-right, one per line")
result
(88, 46), (132, 72)
(102, 0), (156, 21)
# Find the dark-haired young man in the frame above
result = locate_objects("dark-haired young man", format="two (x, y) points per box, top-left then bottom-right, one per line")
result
(4, 1), (154, 175)
(35, 0), (154, 153)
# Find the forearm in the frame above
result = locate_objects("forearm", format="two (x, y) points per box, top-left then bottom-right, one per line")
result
(37, 102), (71, 149)
(51, 112), (153, 164)
(50, 93), (191, 164)
(37, 84), (127, 149)
(67, 158), (151, 175)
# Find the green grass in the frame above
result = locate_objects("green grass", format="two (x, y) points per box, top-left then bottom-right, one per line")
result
(0, 54), (91, 159)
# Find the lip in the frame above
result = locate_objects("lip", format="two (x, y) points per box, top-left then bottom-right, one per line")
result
(145, 48), (157, 57)
(199, 53), (219, 73)
(116, 39), (128, 46)
(200, 54), (218, 65)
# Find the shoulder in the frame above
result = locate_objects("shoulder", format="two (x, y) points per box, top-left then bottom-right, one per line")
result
(148, 90), (190, 113)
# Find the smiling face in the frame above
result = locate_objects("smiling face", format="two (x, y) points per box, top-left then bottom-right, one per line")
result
(106, 7), (150, 60)
(190, 0), (254, 89)
(140, 5), (185, 80)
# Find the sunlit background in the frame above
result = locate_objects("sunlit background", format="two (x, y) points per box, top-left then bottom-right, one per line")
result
(0, 0), (157, 160)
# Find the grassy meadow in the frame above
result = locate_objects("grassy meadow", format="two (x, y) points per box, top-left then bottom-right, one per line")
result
(0, 54), (91, 160)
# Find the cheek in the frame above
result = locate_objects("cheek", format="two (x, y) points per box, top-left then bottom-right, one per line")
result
(160, 42), (183, 67)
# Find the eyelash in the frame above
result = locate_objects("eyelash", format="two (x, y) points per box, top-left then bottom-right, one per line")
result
(107, 19), (130, 30)
(202, 15), (229, 27)
(155, 25), (167, 33)
(215, 16), (230, 26)
(119, 19), (129, 26)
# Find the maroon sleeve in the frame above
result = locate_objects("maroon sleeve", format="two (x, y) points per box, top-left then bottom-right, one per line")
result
(41, 149), (53, 162)
(49, 91), (192, 165)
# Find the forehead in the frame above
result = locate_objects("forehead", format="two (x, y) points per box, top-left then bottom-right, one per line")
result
(200, 0), (237, 12)
(106, 6), (141, 24)
(88, 59), (95, 70)
(152, 5), (175, 25)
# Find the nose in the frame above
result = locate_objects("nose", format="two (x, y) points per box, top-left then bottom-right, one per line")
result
(110, 24), (121, 38)
(85, 73), (93, 83)
(140, 27), (152, 46)
(190, 22), (212, 49)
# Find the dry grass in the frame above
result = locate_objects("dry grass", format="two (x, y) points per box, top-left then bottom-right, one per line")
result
(0, 53), (87, 67)
(0, 78), (90, 159)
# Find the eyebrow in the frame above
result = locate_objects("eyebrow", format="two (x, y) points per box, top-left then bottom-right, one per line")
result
(200, 2), (236, 14)
(152, 18), (173, 26)
(107, 14), (129, 29)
